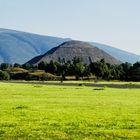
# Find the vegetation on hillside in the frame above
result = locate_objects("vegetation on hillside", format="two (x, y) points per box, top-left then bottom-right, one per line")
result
(0, 57), (140, 81)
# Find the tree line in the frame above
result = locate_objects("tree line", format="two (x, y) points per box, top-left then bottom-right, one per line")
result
(0, 57), (140, 81)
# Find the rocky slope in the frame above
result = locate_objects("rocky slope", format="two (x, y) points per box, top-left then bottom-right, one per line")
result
(27, 40), (121, 65)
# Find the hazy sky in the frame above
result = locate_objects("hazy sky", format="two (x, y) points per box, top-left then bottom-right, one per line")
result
(0, 0), (140, 54)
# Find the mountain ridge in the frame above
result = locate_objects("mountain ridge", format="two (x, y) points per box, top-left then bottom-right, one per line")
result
(0, 28), (69, 64)
(0, 28), (139, 64)
(91, 42), (140, 64)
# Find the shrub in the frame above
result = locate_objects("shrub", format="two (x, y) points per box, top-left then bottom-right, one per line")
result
(0, 71), (10, 80)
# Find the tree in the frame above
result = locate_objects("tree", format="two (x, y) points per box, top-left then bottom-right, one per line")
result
(0, 63), (11, 70)
(129, 62), (140, 81)
(13, 63), (22, 68)
(90, 59), (109, 80)
(22, 63), (32, 70)
(0, 71), (10, 80)
(72, 57), (85, 80)
(45, 61), (57, 74)
(120, 62), (131, 80)
(38, 61), (46, 70)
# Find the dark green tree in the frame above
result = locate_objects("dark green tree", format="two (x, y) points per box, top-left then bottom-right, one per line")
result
(38, 61), (47, 70)
(120, 62), (132, 80)
(0, 71), (10, 80)
(45, 61), (57, 74)
(22, 63), (32, 70)
(0, 63), (11, 70)
(129, 62), (140, 81)
(13, 63), (22, 68)
(90, 59), (109, 80)
(72, 57), (85, 80)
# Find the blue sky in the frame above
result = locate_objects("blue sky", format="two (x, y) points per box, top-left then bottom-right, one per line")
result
(0, 0), (140, 55)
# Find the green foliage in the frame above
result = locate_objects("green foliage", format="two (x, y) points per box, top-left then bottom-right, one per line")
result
(129, 62), (140, 81)
(0, 63), (11, 70)
(22, 63), (35, 70)
(13, 63), (22, 68)
(0, 71), (10, 80)
(27, 71), (60, 81)
(72, 57), (85, 80)
(9, 67), (28, 80)
(45, 60), (57, 74)
(90, 59), (112, 80)
(38, 61), (46, 70)
(1, 57), (140, 81)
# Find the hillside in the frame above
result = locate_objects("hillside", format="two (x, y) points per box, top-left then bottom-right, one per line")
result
(92, 42), (140, 64)
(27, 40), (121, 65)
(0, 28), (69, 64)
(0, 28), (139, 64)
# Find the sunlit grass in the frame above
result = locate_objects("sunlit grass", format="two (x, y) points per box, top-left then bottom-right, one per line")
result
(0, 83), (140, 139)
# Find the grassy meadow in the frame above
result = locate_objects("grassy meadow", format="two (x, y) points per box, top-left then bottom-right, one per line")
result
(0, 82), (140, 139)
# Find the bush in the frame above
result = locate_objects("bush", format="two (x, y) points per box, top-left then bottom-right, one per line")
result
(10, 72), (28, 80)
(0, 71), (10, 80)
(26, 71), (60, 81)
(0, 63), (11, 70)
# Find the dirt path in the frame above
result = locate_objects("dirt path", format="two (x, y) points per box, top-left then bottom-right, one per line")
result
(1, 81), (140, 89)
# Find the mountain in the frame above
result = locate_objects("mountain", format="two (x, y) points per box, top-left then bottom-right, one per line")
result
(27, 40), (121, 65)
(0, 28), (140, 64)
(0, 28), (69, 64)
(91, 42), (140, 64)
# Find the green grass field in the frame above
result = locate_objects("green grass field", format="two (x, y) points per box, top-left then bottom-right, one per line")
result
(0, 83), (140, 140)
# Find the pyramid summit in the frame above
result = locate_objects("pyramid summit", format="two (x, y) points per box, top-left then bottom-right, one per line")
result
(27, 40), (121, 65)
